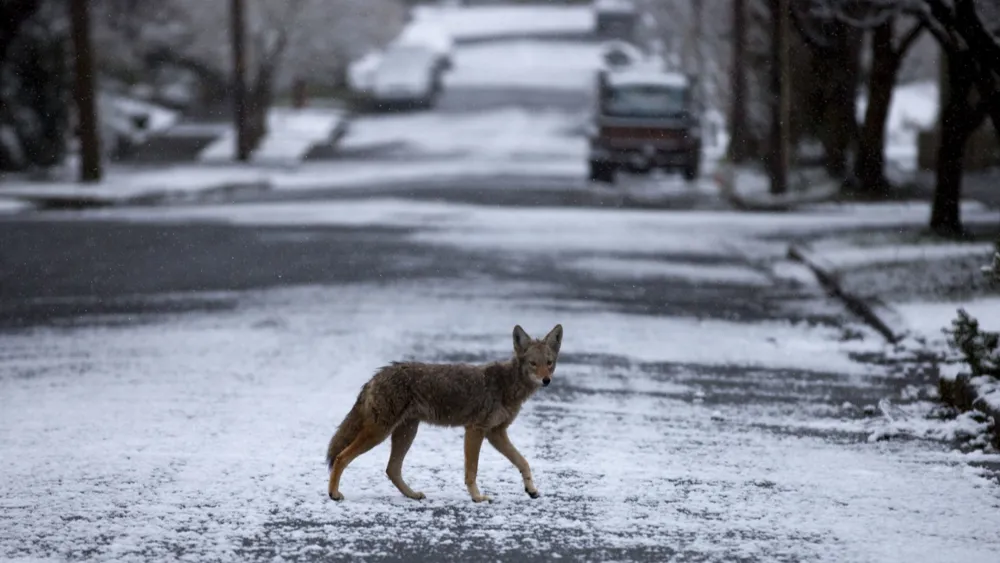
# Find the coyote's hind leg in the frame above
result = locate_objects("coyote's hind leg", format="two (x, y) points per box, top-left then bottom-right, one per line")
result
(386, 420), (425, 500)
(328, 424), (389, 501)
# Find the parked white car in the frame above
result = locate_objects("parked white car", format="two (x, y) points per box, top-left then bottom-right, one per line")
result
(391, 21), (454, 73)
(369, 46), (443, 109)
(347, 51), (383, 94)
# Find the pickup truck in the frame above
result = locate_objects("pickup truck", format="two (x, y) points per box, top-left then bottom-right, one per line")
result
(587, 68), (702, 184)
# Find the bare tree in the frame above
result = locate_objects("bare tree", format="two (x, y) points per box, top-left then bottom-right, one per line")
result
(230, 0), (249, 161)
(729, 0), (750, 162)
(854, 18), (924, 194)
(70, 0), (102, 182)
(769, 0), (790, 194)
(802, 0), (1000, 235)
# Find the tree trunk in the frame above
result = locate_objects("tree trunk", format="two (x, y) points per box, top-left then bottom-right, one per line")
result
(230, 0), (250, 161)
(0, 0), (42, 66)
(854, 22), (896, 195)
(930, 51), (982, 237)
(69, 0), (101, 183)
(728, 0), (749, 163)
(821, 22), (860, 177)
(245, 68), (273, 152)
(930, 118), (966, 237)
(768, 0), (789, 194)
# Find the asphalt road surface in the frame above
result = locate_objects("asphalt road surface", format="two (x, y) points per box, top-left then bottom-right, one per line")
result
(2, 37), (999, 563)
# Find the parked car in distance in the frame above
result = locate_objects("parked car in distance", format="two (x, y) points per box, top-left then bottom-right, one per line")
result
(587, 68), (702, 184)
(593, 0), (637, 41)
(368, 46), (443, 110)
(390, 21), (454, 75)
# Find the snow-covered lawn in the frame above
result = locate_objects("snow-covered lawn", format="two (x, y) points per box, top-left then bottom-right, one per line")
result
(858, 81), (939, 171)
(411, 4), (595, 41)
(200, 107), (347, 165)
(895, 298), (1000, 349)
(444, 39), (603, 91)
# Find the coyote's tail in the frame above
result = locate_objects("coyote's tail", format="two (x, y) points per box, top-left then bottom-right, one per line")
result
(326, 384), (368, 470)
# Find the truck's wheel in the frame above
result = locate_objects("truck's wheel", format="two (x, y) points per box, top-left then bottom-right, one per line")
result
(589, 161), (615, 183)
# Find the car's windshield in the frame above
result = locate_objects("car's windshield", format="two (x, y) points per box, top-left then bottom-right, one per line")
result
(381, 48), (432, 69)
(603, 84), (687, 117)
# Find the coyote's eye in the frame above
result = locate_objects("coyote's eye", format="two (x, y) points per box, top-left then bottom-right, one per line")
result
(547, 360), (553, 367)
(528, 360), (537, 368)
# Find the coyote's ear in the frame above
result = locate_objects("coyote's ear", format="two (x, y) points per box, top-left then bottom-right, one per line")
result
(513, 325), (532, 355)
(543, 324), (563, 355)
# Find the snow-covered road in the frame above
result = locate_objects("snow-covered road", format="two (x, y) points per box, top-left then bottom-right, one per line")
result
(2, 200), (1000, 562)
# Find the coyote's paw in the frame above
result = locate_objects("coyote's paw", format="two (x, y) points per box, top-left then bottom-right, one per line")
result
(470, 494), (492, 503)
(329, 491), (344, 501)
(525, 487), (540, 499)
(407, 491), (426, 501)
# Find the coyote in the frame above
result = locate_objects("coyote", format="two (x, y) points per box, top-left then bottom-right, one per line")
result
(326, 324), (563, 503)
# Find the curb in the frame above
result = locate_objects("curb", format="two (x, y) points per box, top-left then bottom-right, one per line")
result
(790, 240), (1000, 446)
(788, 240), (1000, 449)
(16, 179), (272, 210)
(787, 243), (904, 344)
(939, 370), (1000, 449)
(714, 165), (842, 212)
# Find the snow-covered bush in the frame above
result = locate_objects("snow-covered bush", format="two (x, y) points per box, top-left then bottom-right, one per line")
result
(947, 309), (1000, 377)
(982, 242), (1000, 283)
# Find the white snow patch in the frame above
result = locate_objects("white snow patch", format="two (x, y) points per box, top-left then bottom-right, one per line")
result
(340, 108), (585, 161)
(893, 297), (1000, 348)
(812, 242), (996, 271)
(868, 409), (993, 445)
(858, 81), (939, 170)
(970, 376), (1000, 413)
(199, 107), (345, 164)
(444, 39), (603, 91)
(0, 198), (31, 214)
(411, 4), (595, 41)
(939, 362), (970, 383)
(0, 166), (268, 203)
(569, 256), (772, 286)
(271, 158), (585, 190)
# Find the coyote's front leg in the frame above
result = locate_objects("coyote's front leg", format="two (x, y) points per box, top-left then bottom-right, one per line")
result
(464, 427), (491, 502)
(487, 428), (539, 498)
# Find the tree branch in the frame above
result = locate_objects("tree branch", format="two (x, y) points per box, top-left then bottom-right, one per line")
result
(893, 19), (925, 57)
(953, 0), (1000, 75)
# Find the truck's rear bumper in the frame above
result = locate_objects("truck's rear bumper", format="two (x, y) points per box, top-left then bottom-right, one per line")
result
(589, 142), (698, 170)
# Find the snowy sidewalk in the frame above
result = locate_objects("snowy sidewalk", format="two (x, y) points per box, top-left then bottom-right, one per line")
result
(0, 166), (270, 208)
(787, 217), (1000, 447)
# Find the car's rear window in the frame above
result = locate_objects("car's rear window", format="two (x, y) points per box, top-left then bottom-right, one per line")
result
(603, 84), (687, 118)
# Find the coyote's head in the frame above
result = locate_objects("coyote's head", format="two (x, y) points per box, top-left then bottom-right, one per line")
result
(513, 324), (563, 387)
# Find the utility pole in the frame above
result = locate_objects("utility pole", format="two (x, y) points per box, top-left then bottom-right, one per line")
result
(769, 0), (790, 195)
(230, 0), (249, 161)
(728, 0), (748, 162)
(69, 0), (102, 182)
(692, 0), (706, 144)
